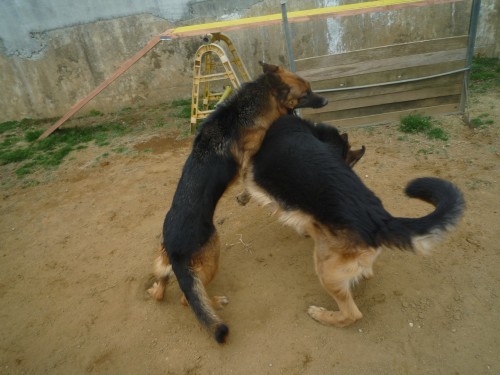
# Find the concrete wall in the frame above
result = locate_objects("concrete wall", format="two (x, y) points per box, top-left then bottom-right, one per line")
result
(0, 0), (498, 122)
(0, 0), (263, 59)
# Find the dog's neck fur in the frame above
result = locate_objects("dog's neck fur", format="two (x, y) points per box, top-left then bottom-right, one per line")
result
(230, 94), (284, 178)
(228, 75), (288, 169)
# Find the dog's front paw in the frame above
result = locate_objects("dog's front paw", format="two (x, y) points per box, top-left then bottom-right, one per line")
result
(308, 305), (362, 327)
(148, 282), (165, 301)
(308, 305), (327, 322)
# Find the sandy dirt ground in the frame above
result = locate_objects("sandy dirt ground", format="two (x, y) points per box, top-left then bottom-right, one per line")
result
(1, 91), (499, 375)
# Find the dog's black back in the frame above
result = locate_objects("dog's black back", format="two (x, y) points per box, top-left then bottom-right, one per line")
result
(252, 116), (390, 247)
(251, 115), (464, 250)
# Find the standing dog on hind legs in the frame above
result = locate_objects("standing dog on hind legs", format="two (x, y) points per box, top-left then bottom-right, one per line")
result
(147, 62), (327, 343)
(241, 115), (465, 328)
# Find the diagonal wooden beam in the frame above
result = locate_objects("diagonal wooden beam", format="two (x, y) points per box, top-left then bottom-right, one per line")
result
(38, 35), (161, 140)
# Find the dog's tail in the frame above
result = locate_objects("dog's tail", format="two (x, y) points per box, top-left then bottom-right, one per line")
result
(170, 256), (229, 344)
(381, 177), (465, 254)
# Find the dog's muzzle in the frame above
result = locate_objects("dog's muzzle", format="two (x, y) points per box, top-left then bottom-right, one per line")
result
(296, 92), (328, 109)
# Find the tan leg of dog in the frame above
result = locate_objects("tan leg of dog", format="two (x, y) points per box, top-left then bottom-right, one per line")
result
(148, 249), (172, 301)
(179, 232), (229, 309)
(307, 232), (364, 327)
(308, 251), (363, 327)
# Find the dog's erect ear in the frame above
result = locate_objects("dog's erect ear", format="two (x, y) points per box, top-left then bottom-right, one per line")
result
(346, 146), (366, 168)
(259, 61), (281, 74)
(339, 132), (350, 160)
(340, 133), (349, 144)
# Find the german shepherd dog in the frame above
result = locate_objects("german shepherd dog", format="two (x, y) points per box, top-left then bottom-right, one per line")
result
(241, 115), (465, 328)
(148, 63), (327, 343)
(236, 115), (366, 206)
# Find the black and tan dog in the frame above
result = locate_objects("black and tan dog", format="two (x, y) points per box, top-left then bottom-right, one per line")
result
(148, 63), (327, 343)
(236, 116), (366, 206)
(241, 115), (465, 328)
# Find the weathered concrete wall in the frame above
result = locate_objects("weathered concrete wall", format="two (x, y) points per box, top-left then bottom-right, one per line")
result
(0, 0), (498, 122)
(0, 0), (263, 59)
(477, 0), (500, 56)
(0, 14), (201, 121)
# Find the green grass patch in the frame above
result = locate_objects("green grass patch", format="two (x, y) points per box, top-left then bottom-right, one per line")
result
(426, 127), (449, 141)
(15, 162), (36, 177)
(470, 118), (483, 127)
(0, 120), (130, 178)
(0, 120), (21, 134)
(171, 98), (191, 107)
(399, 114), (449, 141)
(1, 97), (195, 184)
(24, 130), (43, 142)
(175, 106), (191, 119)
(1, 148), (35, 164)
(0, 118), (48, 135)
(399, 114), (433, 133)
(470, 57), (500, 93)
(171, 98), (192, 119)
(2, 135), (22, 147)
(115, 107), (132, 116)
(88, 109), (104, 117)
(470, 113), (494, 128)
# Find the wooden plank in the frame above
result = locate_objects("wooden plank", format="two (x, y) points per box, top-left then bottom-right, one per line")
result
(306, 83), (462, 114)
(38, 35), (162, 140)
(296, 36), (468, 71)
(308, 73), (464, 105)
(308, 61), (466, 90)
(299, 48), (466, 82)
(304, 95), (460, 123)
(161, 0), (464, 39)
(303, 73), (464, 114)
(323, 104), (460, 128)
(295, 37), (467, 130)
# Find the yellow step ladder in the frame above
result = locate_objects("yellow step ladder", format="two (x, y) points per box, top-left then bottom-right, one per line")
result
(190, 33), (251, 131)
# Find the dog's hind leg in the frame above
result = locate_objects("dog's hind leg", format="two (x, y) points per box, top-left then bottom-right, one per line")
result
(180, 232), (229, 309)
(308, 249), (364, 327)
(148, 246), (173, 301)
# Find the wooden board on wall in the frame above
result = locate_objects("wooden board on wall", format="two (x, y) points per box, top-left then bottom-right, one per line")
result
(307, 95), (461, 123)
(324, 104), (460, 129)
(296, 36), (468, 72)
(298, 36), (468, 127)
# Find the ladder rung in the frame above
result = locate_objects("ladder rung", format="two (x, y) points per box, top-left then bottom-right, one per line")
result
(197, 73), (233, 83)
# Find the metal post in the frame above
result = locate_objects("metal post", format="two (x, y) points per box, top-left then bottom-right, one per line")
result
(460, 0), (482, 114)
(280, 0), (296, 72)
